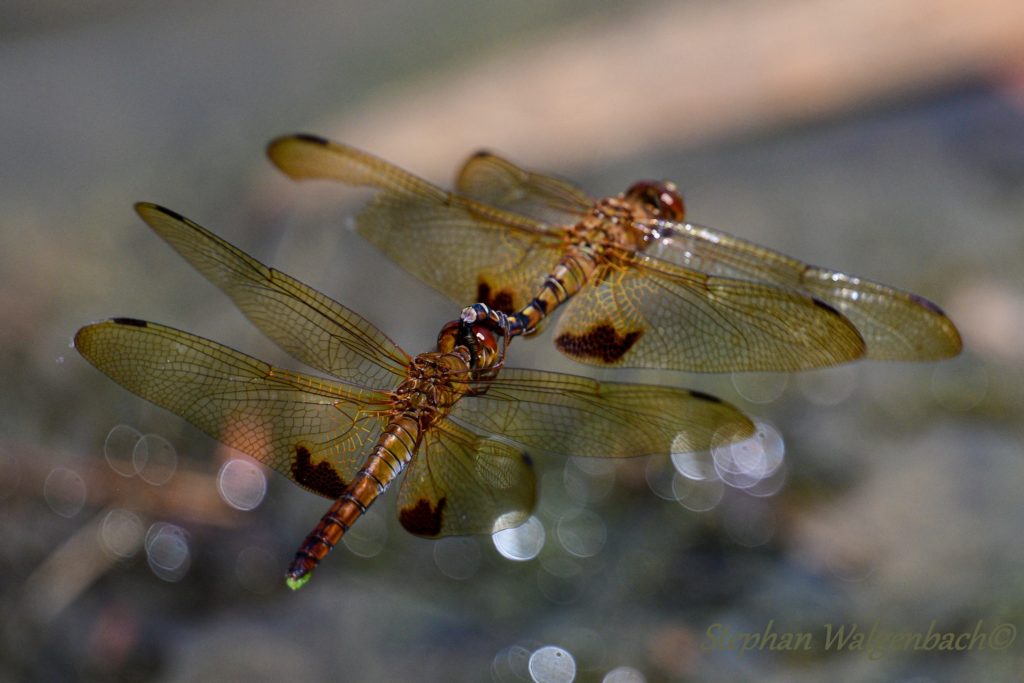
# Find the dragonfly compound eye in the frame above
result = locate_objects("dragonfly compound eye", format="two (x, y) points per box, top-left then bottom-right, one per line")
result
(469, 323), (500, 368)
(625, 180), (685, 222)
(436, 320), (462, 354)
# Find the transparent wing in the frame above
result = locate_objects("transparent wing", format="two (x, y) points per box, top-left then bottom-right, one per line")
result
(454, 150), (958, 362)
(359, 191), (561, 314)
(455, 151), (593, 225)
(396, 419), (536, 538)
(75, 319), (391, 497)
(551, 257), (867, 372)
(646, 220), (962, 360)
(136, 203), (410, 390)
(450, 368), (755, 459)
(267, 135), (562, 313)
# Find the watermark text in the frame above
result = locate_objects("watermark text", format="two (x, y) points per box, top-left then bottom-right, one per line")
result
(702, 620), (1015, 659)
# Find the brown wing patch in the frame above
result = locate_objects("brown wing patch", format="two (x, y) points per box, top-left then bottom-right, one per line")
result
(476, 280), (517, 314)
(399, 497), (447, 537)
(291, 444), (348, 498)
(555, 322), (643, 364)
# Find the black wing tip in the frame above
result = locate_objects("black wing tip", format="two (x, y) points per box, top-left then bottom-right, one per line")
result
(135, 202), (185, 223)
(469, 149), (495, 160)
(810, 296), (842, 317)
(111, 317), (149, 328)
(74, 317), (148, 348)
(292, 133), (330, 146)
(688, 389), (723, 404)
(907, 294), (963, 357)
(266, 133), (331, 164)
(908, 292), (949, 318)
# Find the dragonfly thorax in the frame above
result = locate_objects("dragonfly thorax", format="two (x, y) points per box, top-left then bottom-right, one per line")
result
(573, 181), (686, 255)
(392, 354), (467, 422)
(573, 198), (650, 257)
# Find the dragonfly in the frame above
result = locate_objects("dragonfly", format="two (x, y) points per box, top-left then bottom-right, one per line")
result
(75, 203), (756, 589)
(267, 135), (961, 371)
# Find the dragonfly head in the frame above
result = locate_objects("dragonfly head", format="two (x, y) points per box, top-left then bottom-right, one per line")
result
(437, 318), (501, 371)
(624, 180), (685, 222)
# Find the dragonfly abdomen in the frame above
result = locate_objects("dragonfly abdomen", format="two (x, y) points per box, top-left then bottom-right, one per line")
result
(513, 247), (598, 335)
(285, 415), (421, 589)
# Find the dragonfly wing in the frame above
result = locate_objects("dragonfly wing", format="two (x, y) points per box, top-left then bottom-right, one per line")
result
(450, 368), (754, 459)
(269, 134), (453, 202)
(75, 319), (390, 498)
(649, 221), (962, 360)
(396, 419), (536, 537)
(455, 151), (593, 224)
(551, 258), (866, 372)
(135, 203), (409, 390)
(267, 135), (562, 314)
(358, 192), (561, 314)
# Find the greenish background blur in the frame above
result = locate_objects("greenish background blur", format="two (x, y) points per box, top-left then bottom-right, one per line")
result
(2, 1), (1023, 681)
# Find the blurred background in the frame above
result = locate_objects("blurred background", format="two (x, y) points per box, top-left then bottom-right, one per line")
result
(3, 0), (1024, 680)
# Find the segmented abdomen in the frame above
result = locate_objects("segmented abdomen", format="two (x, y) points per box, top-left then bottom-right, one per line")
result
(286, 415), (420, 587)
(512, 246), (598, 335)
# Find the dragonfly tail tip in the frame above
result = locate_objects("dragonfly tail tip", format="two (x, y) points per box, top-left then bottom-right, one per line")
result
(285, 573), (312, 591)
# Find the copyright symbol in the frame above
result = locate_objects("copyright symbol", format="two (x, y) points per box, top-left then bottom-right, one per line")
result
(989, 623), (1016, 650)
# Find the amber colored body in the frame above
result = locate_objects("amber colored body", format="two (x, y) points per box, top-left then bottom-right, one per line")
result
(510, 187), (679, 337)
(287, 415), (422, 587)
(286, 325), (496, 588)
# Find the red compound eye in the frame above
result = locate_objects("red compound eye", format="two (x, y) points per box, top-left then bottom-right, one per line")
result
(436, 320), (500, 366)
(471, 324), (498, 356)
(625, 180), (685, 221)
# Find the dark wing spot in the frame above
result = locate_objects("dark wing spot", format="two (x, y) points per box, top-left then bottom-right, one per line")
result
(291, 444), (347, 499)
(399, 497), (447, 537)
(492, 291), (516, 313)
(476, 280), (517, 314)
(112, 318), (148, 328)
(521, 453), (534, 467)
(555, 322), (643, 364)
(688, 390), (723, 404)
(477, 282), (491, 303)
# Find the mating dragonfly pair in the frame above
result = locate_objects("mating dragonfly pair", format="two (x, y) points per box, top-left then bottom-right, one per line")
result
(75, 135), (961, 588)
